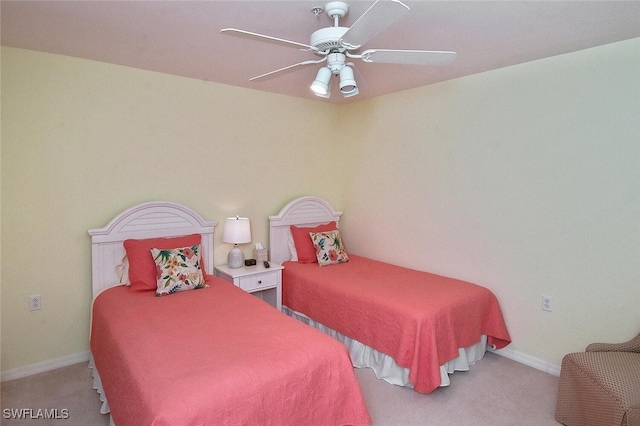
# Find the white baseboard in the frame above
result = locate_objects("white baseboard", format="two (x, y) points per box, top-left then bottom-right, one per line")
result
(1, 347), (560, 383)
(1, 351), (91, 383)
(489, 347), (561, 377)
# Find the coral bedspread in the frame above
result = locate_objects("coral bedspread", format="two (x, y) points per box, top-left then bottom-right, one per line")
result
(91, 277), (371, 426)
(283, 255), (511, 393)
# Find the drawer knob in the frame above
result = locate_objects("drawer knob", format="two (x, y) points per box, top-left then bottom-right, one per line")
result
(258, 280), (262, 284)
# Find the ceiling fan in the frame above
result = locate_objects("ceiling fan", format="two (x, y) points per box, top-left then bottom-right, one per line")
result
(221, 0), (456, 99)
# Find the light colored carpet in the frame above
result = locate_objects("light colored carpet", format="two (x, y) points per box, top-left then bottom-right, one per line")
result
(355, 351), (560, 426)
(1, 351), (560, 425)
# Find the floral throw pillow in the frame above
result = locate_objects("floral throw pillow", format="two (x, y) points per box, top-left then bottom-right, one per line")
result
(309, 230), (349, 266)
(150, 245), (207, 296)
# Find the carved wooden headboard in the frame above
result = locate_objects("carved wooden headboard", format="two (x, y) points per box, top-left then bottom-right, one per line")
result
(269, 196), (342, 265)
(88, 201), (217, 297)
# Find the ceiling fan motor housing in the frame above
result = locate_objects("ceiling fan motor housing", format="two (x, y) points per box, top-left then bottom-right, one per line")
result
(310, 26), (349, 52)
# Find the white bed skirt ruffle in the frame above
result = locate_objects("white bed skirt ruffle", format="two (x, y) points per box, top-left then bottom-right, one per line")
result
(88, 355), (115, 426)
(283, 306), (488, 388)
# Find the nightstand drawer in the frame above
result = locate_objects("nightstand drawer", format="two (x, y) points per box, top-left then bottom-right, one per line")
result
(215, 263), (283, 311)
(238, 272), (277, 291)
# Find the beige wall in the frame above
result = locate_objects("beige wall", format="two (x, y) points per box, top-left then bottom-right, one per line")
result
(340, 38), (640, 364)
(2, 38), (639, 374)
(0, 47), (344, 372)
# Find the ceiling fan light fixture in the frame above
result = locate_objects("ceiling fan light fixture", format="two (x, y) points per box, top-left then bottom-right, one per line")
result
(223, 0), (457, 101)
(342, 85), (359, 98)
(314, 84), (331, 98)
(339, 65), (357, 95)
(311, 66), (332, 96)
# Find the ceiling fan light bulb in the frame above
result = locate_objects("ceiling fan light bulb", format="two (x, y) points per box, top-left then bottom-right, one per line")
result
(311, 67), (332, 96)
(339, 66), (357, 94)
(342, 86), (359, 98)
(341, 84), (356, 94)
(314, 88), (331, 98)
(311, 81), (329, 95)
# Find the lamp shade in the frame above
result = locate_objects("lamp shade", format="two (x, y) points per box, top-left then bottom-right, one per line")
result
(222, 217), (251, 244)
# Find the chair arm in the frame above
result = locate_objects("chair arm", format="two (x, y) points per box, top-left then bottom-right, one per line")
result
(586, 332), (640, 353)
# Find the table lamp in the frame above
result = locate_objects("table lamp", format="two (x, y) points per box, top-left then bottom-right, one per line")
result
(222, 216), (251, 268)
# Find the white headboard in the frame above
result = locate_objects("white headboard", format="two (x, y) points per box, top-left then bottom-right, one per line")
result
(88, 201), (217, 298)
(269, 196), (342, 265)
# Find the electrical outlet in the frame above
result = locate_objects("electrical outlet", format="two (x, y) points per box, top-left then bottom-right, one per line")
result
(29, 295), (42, 311)
(542, 295), (553, 312)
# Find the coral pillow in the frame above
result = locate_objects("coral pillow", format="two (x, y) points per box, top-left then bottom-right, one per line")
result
(151, 245), (207, 296)
(289, 222), (337, 263)
(124, 234), (203, 292)
(310, 230), (349, 266)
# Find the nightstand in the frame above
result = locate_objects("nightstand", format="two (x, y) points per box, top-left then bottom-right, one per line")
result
(215, 262), (283, 310)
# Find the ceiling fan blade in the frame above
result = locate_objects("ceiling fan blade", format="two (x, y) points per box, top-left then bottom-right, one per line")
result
(360, 49), (457, 66)
(249, 58), (326, 81)
(221, 28), (318, 52)
(340, 0), (410, 49)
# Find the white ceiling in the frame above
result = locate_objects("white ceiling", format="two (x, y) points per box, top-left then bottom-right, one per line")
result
(2, 1), (639, 105)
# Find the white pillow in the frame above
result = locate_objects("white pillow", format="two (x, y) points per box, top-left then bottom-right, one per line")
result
(287, 230), (298, 261)
(116, 255), (130, 285)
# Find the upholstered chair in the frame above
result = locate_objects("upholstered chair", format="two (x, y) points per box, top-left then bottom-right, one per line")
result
(555, 332), (640, 426)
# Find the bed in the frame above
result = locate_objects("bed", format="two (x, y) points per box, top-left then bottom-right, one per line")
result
(269, 196), (511, 394)
(88, 201), (371, 426)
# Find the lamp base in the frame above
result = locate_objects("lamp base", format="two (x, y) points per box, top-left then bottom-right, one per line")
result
(228, 245), (244, 269)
